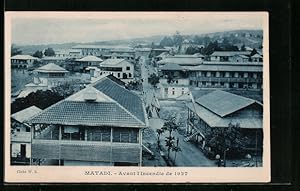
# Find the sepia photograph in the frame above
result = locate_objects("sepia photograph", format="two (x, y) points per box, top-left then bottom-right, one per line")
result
(4, 12), (270, 183)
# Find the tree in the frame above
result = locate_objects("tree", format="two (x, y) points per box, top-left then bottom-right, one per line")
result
(33, 50), (43, 58)
(185, 46), (201, 55)
(202, 41), (220, 55)
(160, 36), (174, 47)
(161, 115), (179, 160)
(172, 138), (182, 163)
(148, 73), (160, 86)
(240, 44), (246, 51)
(11, 45), (22, 56)
(11, 90), (64, 114)
(173, 31), (184, 47)
(44, 47), (55, 56)
(156, 129), (164, 149)
(206, 123), (248, 159)
(250, 48), (258, 56)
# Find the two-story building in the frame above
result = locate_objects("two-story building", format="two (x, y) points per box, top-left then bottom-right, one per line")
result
(75, 55), (103, 72)
(11, 106), (42, 165)
(11, 55), (40, 69)
(27, 76), (148, 166)
(33, 63), (69, 87)
(157, 56), (203, 99)
(188, 61), (263, 89)
(99, 59), (134, 80)
(185, 90), (263, 157)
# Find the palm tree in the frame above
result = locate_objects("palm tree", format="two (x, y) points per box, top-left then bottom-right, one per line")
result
(172, 138), (182, 164)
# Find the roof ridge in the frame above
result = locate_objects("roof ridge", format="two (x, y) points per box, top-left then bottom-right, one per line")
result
(92, 77), (146, 123)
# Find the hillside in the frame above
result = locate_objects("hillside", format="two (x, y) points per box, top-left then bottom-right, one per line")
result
(15, 30), (262, 55)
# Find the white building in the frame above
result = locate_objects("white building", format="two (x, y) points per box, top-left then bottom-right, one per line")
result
(11, 55), (40, 69)
(11, 106), (42, 165)
(99, 59), (134, 79)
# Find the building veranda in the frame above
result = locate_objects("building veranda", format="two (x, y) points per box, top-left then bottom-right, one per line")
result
(26, 76), (148, 166)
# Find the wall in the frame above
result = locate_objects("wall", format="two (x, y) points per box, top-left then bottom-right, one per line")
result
(11, 143), (31, 158)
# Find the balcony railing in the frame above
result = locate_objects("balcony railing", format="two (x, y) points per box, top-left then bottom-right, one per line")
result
(31, 139), (140, 163)
(189, 76), (262, 83)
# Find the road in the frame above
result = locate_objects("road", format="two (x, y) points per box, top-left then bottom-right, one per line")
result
(140, 56), (215, 167)
(139, 56), (157, 107)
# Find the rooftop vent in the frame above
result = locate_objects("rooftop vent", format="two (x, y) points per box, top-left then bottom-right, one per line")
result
(83, 90), (97, 102)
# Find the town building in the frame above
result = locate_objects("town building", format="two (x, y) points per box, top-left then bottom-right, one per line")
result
(11, 55), (40, 69)
(75, 55), (103, 72)
(99, 59), (134, 80)
(41, 56), (66, 65)
(209, 51), (251, 62)
(157, 56), (203, 99)
(54, 49), (82, 59)
(33, 63), (69, 87)
(185, 90), (263, 156)
(102, 48), (136, 62)
(71, 45), (135, 58)
(188, 61), (263, 89)
(27, 76), (148, 166)
(11, 106), (42, 165)
(157, 51), (263, 96)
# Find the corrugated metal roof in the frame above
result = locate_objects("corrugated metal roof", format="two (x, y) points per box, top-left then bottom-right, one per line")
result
(35, 63), (68, 73)
(186, 102), (262, 129)
(11, 106), (42, 123)
(251, 53), (263, 58)
(160, 63), (184, 71)
(99, 59), (125, 66)
(210, 51), (251, 57)
(184, 64), (263, 72)
(195, 90), (258, 117)
(157, 57), (203, 66)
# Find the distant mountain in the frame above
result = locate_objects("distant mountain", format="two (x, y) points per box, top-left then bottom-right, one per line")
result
(15, 30), (263, 55)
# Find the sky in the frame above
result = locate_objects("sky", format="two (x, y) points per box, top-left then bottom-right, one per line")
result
(9, 12), (266, 45)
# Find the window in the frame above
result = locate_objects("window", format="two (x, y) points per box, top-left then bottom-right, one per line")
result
(129, 73), (132, 78)
(113, 128), (139, 143)
(87, 127), (111, 142)
(118, 73), (120, 77)
(164, 88), (168, 95)
(126, 66), (130, 70)
(172, 91), (175, 95)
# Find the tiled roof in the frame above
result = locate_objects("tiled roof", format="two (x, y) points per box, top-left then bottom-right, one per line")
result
(35, 63), (68, 73)
(195, 90), (259, 117)
(28, 77), (146, 127)
(76, 56), (103, 62)
(93, 78), (146, 123)
(11, 55), (40, 60)
(210, 51), (251, 57)
(29, 101), (144, 127)
(11, 106), (42, 123)
(157, 57), (203, 66)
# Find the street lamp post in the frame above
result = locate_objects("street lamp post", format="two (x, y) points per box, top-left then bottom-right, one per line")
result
(223, 148), (229, 167)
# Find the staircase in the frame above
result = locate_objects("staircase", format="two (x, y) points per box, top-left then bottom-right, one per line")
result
(184, 131), (199, 142)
